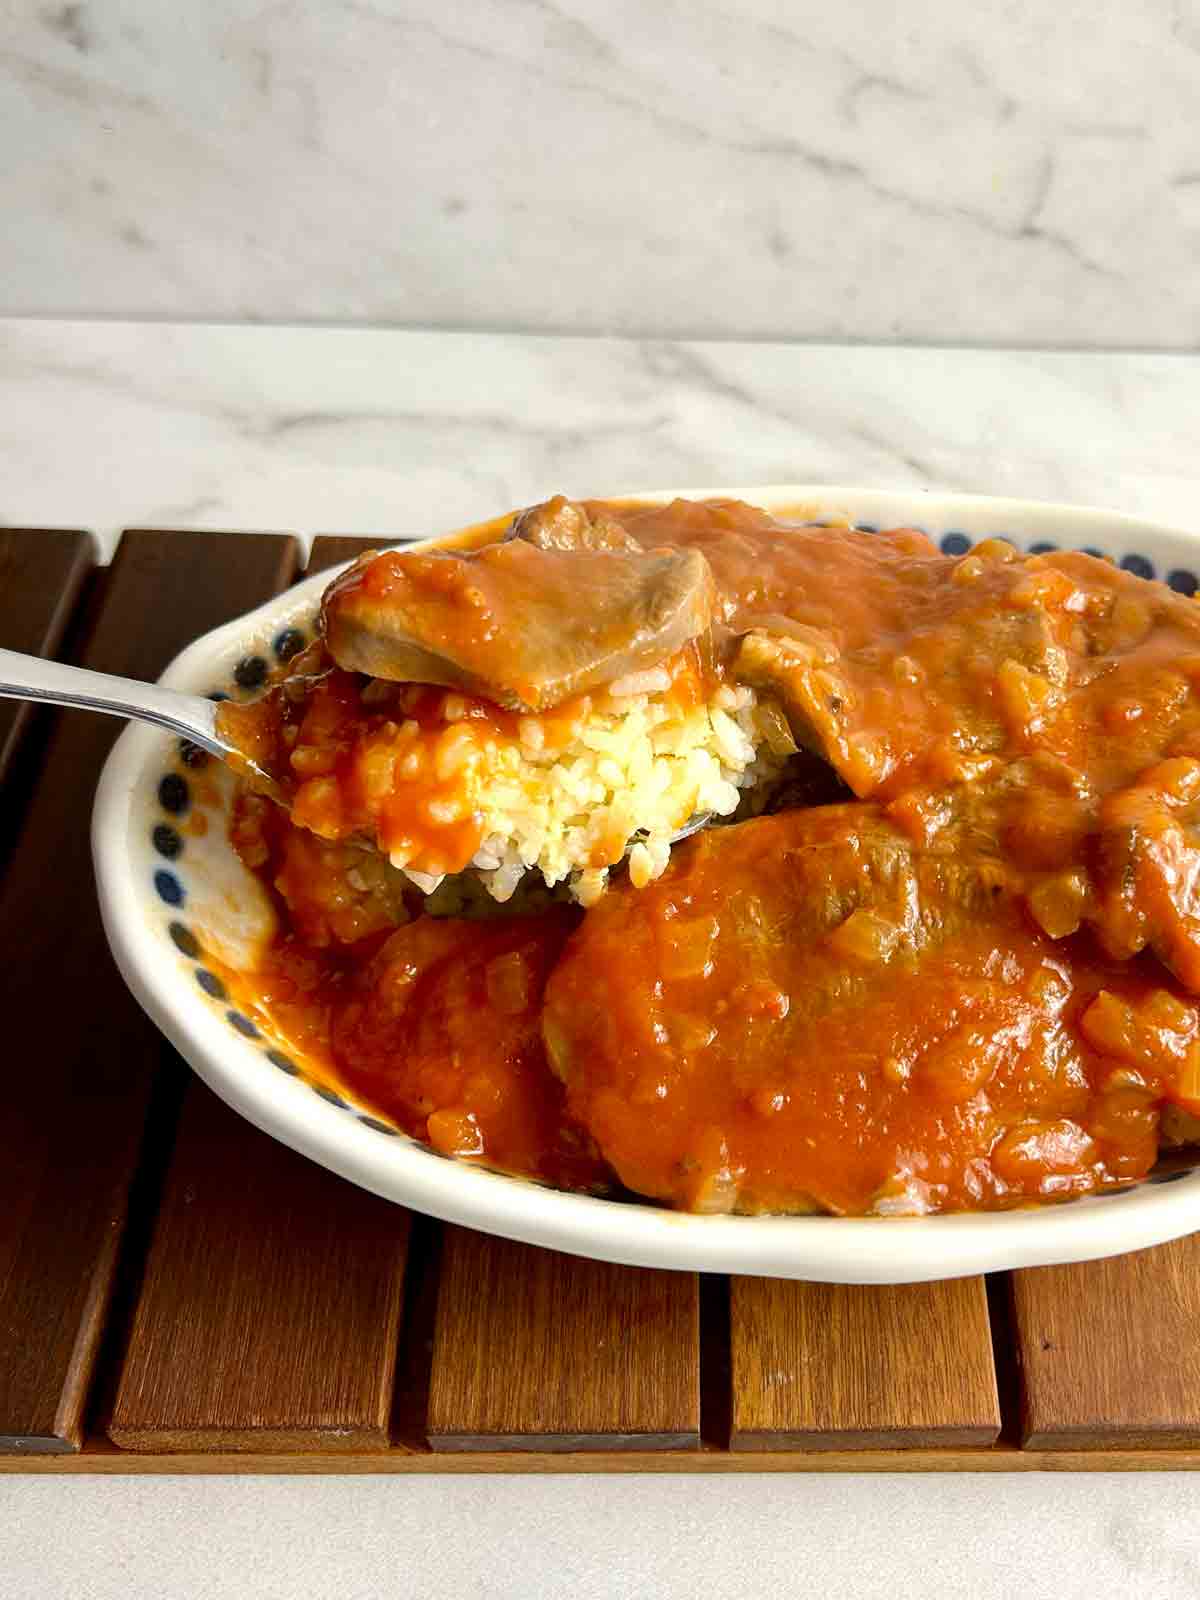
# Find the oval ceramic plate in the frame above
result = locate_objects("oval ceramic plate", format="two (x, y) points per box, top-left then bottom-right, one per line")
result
(93, 486), (1200, 1283)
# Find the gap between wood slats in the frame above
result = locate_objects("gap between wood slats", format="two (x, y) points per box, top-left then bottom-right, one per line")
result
(699, 1274), (733, 1449)
(729, 1277), (1001, 1451)
(1013, 1235), (1200, 1450)
(389, 1215), (443, 1449)
(0, 528), (299, 1452)
(985, 1272), (1023, 1445)
(306, 534), (387, 574)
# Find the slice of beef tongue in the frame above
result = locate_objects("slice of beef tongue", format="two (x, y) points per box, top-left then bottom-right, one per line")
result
(321, 514), (715, 713)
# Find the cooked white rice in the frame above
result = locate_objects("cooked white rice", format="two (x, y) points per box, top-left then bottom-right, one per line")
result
(398, 679), (792, 907)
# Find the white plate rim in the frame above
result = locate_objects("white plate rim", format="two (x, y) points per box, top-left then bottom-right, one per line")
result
(92, 485), (1200, 1283)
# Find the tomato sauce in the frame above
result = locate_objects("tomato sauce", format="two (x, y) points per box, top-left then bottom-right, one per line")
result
(542, 807), (1200, 1215)
(223, 497), (1200, 1213)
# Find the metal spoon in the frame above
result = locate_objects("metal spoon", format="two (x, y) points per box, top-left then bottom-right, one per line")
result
(0, 645), (281, 794)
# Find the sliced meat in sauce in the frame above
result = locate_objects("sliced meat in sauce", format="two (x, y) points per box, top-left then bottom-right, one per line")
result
(226, 494), (1200, 1211)
(511, 494), (644, 553)
(542, 805), (1200, 1216)
(585, 501), (1200, 990)
(321, 534), (715, 713)
(330, 910), (609, 1191)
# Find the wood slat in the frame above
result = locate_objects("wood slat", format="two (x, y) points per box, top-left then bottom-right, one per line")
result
(306, 534), (386, 574)
(427, 1229), (700, 1452)
(11, 1441), (1200, 1474)
(0, 527), (93, 788)
(108, 1084), (411, 1453)
(0, 528), (299, 1452)
(1012, 1237), (1200, 1449)
(730, 1278), (1001, 1451)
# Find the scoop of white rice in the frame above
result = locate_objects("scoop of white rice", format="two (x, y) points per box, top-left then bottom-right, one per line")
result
(399, 679), (792, 907)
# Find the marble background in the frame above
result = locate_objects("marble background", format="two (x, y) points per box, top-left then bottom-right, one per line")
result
(3, 1471), (1200, 1600)
(3, 0), (1199, 344)
(3, 319), (1199, 558)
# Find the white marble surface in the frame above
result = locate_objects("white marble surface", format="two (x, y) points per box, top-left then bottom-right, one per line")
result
(2, 319), (1200, 560)
(4, 1470), (1200, 1600)
(3, 1), (1200, 345)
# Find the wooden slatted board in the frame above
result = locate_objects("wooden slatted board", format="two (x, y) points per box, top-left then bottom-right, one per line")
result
(2, 524), (1200, 1472)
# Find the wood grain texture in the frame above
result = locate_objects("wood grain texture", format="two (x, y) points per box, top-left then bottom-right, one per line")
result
(7, 1440), (1200, 1474)
(306, 535), (382, 575)
(0, 528), (94, 790)
(1013, 1236), (1200, 1449)
(0, 529), (299, 1452)
(427, 1229), (700, 1452)
(730, 1278), (1001, 1451)
(108, 1084), (411, 1453)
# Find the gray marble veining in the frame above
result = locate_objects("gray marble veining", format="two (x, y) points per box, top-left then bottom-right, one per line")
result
(2, 0), (1198, 344)
(1, 319), (1197, 558)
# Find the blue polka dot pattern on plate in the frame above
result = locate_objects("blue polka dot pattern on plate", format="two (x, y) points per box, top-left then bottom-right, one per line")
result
(1029, 541), (1058, 555)
(359, 1115), (401, 1136)
(1167, 569), (1198, 596)
(152, 823), (182, 860)
(168, 921), (201, 958)
(157, 773), (189, 815)
(1120, 553), (1156, 581)
(227, 1010), (259, 1038)
(853, 522), (878, 534)
(154, 869), (184, 906)
(234, 654), (269, 689)
(273, 627), (306, 662)
(195, 968), (227, 1000)
(178, 737), (210, 769)
(940, 532), (971, 556)
(267, 1049), (301, 1075)
(313, 1084), (350, 1108)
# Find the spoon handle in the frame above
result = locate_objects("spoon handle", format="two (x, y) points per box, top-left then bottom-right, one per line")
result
(0, 646), (225, 754)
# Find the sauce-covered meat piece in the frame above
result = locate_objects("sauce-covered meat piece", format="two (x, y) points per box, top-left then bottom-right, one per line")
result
(511, 494), (643, 552)
(542, 806), (1200, 1215)
(330, 910), (609, 1191)
(322, 534), (715, 713)
(584, 502), (1200, 990)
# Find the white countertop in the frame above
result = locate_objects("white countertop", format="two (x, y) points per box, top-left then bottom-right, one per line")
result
(3, 0), (1199, 347)
(3, 319), (1200, 557)
(5, 1469), (1200, 1600)
(4, 316), (1200, 1595)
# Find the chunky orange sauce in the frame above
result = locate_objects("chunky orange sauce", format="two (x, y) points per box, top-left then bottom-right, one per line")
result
(225, 497), (1200, 1213)
(222, 641), (711, 876)
(543, 807), (1200, 1215)
(228, 800), (605, 1191)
